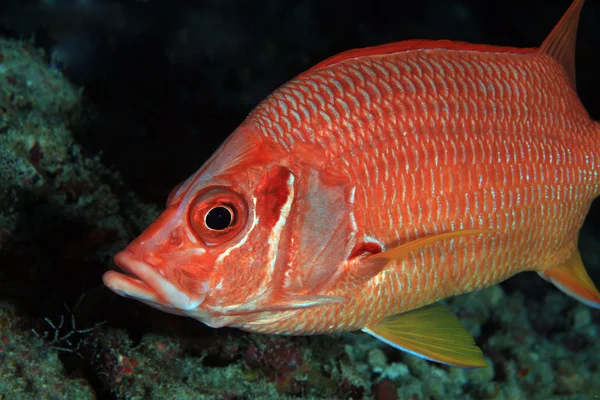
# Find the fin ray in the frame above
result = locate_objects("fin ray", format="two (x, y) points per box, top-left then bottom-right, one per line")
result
(370, 229), (495, 262)
(539, 249), (600, 309)
(304, 41), (536, 76)
(257, 295), (345, 312)
(363, 304), (488, 368)
(353, 229), (495, 284)
(539, 0), (585, 87)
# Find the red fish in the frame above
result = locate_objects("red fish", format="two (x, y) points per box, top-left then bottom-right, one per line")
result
(104, 0), (600, 367)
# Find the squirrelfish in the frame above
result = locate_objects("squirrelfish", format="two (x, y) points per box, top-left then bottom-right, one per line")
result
(104, 0), (600, 367)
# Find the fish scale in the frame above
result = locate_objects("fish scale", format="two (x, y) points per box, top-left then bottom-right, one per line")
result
(105, 0), (600, 367)
(247, 48), (600, 334)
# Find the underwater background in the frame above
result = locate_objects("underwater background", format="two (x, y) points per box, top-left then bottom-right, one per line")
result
(0, 0), (599, 399)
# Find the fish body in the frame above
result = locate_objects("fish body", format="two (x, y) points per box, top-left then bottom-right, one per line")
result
(104, 0), (600, 367)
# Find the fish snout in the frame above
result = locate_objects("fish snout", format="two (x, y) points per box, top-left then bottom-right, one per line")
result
(104, 250), (206, 311)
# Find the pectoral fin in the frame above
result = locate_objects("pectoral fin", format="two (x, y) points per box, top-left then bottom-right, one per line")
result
(539, 250), (600, 309)
(371, 229), (494, 262)
(356, 229), (495, 283)
(362, 303), (488, 368)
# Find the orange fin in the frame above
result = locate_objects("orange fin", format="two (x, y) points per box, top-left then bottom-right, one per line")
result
(370, 229), (495, 262)
(539, 250), (600, 309)
(363, 304), (489, 368)
(539, 0), (585, 87)
(354, 229), (495, 284)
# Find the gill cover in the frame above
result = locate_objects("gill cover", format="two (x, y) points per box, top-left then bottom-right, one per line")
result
(236, 164), (356, 314)
(281, 166), (357, 295)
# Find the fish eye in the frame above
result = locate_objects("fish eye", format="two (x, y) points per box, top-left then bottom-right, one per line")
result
(188, 187), (247, 246)
(204, 205), (235, 230)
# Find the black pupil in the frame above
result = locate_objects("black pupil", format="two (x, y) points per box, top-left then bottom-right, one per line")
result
(205, 206), (233, 230)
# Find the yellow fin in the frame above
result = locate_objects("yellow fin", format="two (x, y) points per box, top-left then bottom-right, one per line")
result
(539, 0), (585, 87)
(371, 229), (495, 262)
(539, 250), (600, 309)
(362, 304), (488, 368)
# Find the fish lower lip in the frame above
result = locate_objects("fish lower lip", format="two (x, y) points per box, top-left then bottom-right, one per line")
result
(102, 270), (163, 304)
(105, 250), (206, 311)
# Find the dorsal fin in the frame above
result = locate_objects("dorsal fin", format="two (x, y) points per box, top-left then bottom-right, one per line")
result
(539, 0), (585, 87)
(304, 40), (536, 75)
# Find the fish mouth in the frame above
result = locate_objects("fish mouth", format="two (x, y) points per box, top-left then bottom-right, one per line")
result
(103, 250), (206, 311)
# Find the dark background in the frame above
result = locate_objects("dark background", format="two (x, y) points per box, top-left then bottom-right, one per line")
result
(2, 0), (599, 205)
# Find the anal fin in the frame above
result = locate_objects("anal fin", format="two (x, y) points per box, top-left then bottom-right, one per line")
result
(539, 250), (600, 309)
(362, 303), (488, 368)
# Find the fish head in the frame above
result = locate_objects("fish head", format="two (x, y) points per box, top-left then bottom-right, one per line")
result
(103, 121), (357, 328)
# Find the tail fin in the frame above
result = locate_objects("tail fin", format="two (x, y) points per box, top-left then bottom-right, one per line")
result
(539, 250), (600, 309)
(539, 0), (585, 88)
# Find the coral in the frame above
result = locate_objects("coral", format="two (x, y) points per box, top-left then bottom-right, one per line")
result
(374, 379), (397, 400)
(86, 327), (286, 399)
(244, 337), (309, 394)
(0, 37), (80, 196)
(0, 143), (37, 196)
(0, 304), (95, 399)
